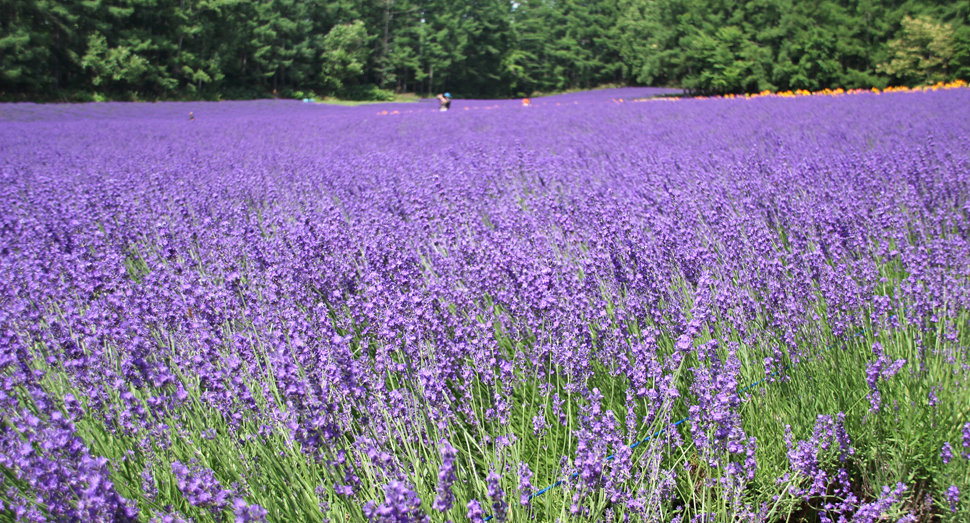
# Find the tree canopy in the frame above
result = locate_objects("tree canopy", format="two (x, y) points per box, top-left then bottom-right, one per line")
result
(1, 0), (968, 100)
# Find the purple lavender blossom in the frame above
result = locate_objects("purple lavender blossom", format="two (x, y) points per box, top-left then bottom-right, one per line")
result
(963, 422), (970, 460)
(853, 483), (906, 523)
(532, 409), (547, 437)
(946, 485), (960, 513)
(233, 498), (269, 523)
(784, 414), (858, 521)
(171, 461), (232, 511)
(2, 87), (970, 523)
(466, 499), (484, 523)
(149, 511), (192, 523)
(363, 481), (428, 523)
(941, 442), (954, 464)
(865, 342), (906, 412)
(432, 440), (457, 512)
(486, 469), (507, 522)
(518, 462), (534, 506)
(141, 464), (158, 501)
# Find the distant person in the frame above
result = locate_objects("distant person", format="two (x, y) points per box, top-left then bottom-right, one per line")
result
(437, 93), (452, 111)
(188, 111), (194, 121)
(522, 98), (531, 107)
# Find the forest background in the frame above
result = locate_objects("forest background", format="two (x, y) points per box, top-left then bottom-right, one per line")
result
(1, 0), (969, 102)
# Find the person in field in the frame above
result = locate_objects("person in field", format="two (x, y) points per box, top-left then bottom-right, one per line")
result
(522, 97), (531, 107)
(437, 93), (452, 111)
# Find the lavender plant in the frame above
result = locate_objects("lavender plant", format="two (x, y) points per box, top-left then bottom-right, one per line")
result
(1, 86), (968, 522)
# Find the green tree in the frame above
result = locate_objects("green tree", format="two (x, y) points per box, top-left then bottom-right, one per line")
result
(877, 15), (956, 84)
(3, 0), (969, 100)
(513, 0), (623, 93)
(0, 0), (81, 96)
(81, 31), (151, 88)
(320, 20), (372, 91)
(76, 0), (180, 97)
(681, 25), (774, 94)
(773, 27), (844, 91)
(449, 0), (515, 96)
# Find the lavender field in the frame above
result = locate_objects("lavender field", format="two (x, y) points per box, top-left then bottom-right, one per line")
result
(1, 87), (969, 523)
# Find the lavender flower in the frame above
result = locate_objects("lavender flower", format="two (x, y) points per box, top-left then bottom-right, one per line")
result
(783, 414), (857, 521)
(941, 442), (954, 464)
(963, 422), (970, 460)
(141, 464), (158, 502)
(517, 462), (534, 506)
(486, 469), (507, 523)
(865, 342), (906, 412)
(149, 511), (192, 523)
(946, 485), (960, 513)
(171, 461), (231, 511)
(532, 409), (547, 437)
(853, 483), (906, 523)
(363, 481), (428, 523)
(466, 499), (484, 523)
(432, 440), (457, 512)
(4, 85), (970, 523)
(233, 498), (269, 523)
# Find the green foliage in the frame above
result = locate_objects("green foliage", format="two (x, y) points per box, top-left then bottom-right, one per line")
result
(81, 32), (150, 87)
(511, 0), (624, 93)
(340, 83), (395, 101)
(615, 0), (969, 94)
(878, 15), (957, 85)
(773, 27), (845, 92)
(321, 21), (372, 90)
(0, 0), (968, 99)
(680, 25), (775, 94)
(0, 0), (79, 92)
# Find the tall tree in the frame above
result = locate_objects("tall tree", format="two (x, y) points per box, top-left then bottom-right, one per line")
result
(878, 15), (956, 84)
(320, 20), (373, 91)
(2, 0), (968, 100)
(1, 0), (82, 94)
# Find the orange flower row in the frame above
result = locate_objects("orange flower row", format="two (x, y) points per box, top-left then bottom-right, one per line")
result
(634, 80), (968, 102)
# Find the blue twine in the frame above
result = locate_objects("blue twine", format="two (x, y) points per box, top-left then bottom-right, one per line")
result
(481, 331), (868, 521)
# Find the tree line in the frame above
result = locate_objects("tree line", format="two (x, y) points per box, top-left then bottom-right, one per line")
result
(1, 0), (968, 101)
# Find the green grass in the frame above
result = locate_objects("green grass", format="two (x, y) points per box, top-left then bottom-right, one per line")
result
(314, 95), (424, 106)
